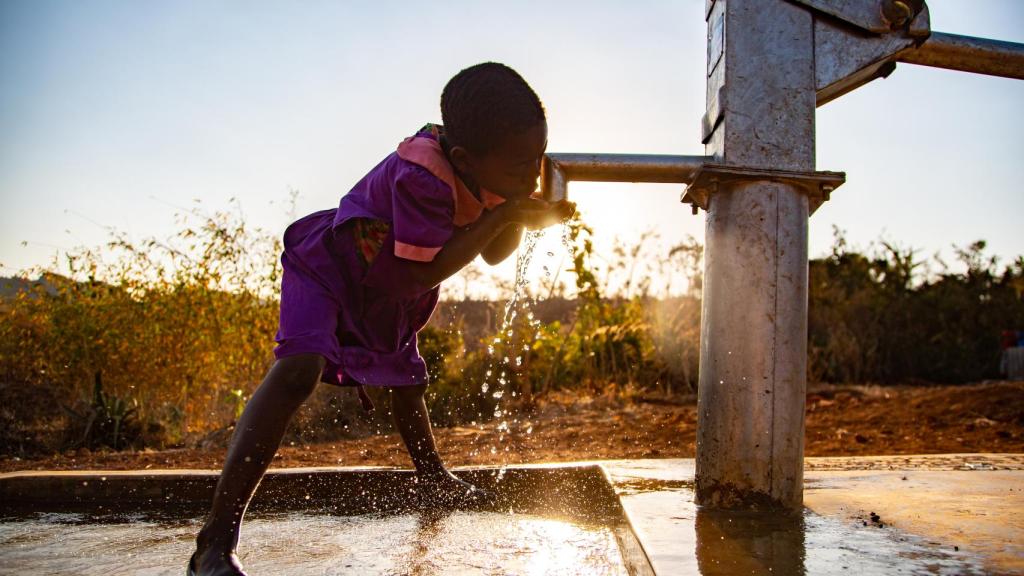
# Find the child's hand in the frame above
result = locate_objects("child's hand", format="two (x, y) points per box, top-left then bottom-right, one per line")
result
(504, 198), (576, 230)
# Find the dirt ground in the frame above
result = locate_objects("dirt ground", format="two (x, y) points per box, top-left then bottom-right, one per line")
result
(1, 381), (1021, 473)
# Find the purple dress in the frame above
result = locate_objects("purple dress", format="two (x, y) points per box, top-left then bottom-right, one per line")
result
(273, 125), (504, 390)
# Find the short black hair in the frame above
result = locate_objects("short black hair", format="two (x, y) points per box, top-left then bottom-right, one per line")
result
(441, 62), (546, 155)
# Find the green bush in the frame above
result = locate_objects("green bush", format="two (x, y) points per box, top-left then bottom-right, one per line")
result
(2, 205), (1021, 457)
(0, 202), (280, 450)
(809, 232), (1024, 383)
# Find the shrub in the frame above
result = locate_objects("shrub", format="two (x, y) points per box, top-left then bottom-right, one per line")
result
(0, 202), (281, 449)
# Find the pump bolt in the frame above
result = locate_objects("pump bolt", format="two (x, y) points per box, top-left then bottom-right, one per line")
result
(881, 0), (913, 29)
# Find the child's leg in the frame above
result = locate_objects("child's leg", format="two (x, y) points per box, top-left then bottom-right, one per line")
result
(192, 353), (324, 574)
(390, 384), (445, 474)
(390, 384), (491, 504)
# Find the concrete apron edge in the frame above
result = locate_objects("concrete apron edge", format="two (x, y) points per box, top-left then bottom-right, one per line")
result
(2, 456), (1022, 575)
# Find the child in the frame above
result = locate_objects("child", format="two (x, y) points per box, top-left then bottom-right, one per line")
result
(189, 62), (574, 575)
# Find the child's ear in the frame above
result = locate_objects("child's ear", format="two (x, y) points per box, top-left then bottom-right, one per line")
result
(448, 145), (474, 174)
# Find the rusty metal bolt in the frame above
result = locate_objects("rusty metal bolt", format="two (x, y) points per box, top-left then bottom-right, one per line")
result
(881, 0), (914, 30)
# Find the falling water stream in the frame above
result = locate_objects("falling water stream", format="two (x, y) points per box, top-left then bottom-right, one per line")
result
(479, 223), (573, 477)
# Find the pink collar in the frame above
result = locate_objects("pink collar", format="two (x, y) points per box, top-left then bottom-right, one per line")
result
(396, 136), (505, 227)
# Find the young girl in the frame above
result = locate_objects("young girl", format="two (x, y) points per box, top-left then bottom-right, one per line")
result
(189, 62), (574, 575)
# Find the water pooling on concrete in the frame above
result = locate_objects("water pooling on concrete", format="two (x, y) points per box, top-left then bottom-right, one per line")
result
(0, 464), (651, 575)
(0, 510), (628, 575)
(2, 457), (1022, 575)
(604, 457), (1023, 575)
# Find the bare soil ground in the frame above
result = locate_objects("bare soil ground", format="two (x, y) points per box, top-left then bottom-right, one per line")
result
(2, 381), (1021, 473)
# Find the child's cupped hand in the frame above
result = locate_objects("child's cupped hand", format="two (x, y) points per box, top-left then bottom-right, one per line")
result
(504, 198), (576, 230)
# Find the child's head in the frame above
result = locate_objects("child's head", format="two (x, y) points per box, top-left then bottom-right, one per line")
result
(441, 62), (547, 200)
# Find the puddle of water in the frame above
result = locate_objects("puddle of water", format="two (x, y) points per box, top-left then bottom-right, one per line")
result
(801, 510), (988, 576)
(608, 460), (1003, 574)
(620, 486), (991, 576)
(691, 507), (988, 575)
(0, 510), (628, 576)
(614, 478), (694, 496)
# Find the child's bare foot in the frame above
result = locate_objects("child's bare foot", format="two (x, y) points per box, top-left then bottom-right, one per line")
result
(415, 469), (496, 509)
(189, 547), (247, 576)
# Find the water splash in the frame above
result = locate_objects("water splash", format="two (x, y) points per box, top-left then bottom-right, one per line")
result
(480, 230), (542, 401)
(0, 511), (629, 575)
(561, 220), (573, 253)
(501, 229), (544, 329)
(479, 222), (576, 459)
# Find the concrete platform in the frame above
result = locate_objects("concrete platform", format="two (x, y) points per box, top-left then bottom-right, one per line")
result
(605, 454), (1024, 575)
(2, 454), (1022, 575)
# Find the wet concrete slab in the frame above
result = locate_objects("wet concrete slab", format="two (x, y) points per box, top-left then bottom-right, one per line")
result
(2, 454), (1022, 575)
(604, 454), (1024, 575)
(0, 463), (653, 575)
(0, 510), (634, 575)
(804, 469), (1024, 574)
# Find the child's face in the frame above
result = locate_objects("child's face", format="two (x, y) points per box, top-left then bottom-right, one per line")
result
(456, 121), (548, 200)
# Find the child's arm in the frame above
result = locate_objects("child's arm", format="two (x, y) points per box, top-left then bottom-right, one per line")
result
(405, 199), (573, 290)
(479, 223), (523, 265)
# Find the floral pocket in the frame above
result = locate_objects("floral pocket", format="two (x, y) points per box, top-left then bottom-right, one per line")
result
(351, 218), (391, 267)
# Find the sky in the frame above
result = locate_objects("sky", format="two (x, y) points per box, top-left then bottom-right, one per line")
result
(1, 0), (1022, 297)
